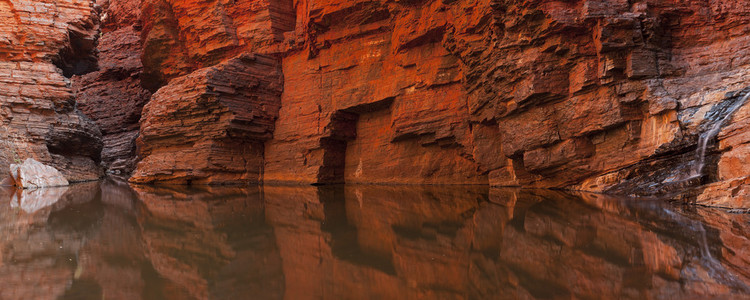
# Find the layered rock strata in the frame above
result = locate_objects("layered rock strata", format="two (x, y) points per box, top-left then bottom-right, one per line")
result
(269, 0), (750, 190)
(0, 0), (103, 184)
(5, 0), (750, 208)
(72, 0), (151, 175)
(124, 0), (750, 208)
(138, 0), (295, 90)
(130, 54), (283, 184)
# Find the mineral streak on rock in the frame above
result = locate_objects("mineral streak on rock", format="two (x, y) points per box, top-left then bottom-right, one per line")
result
(130, 54), (283, 185)
(0, 0), (103, 184)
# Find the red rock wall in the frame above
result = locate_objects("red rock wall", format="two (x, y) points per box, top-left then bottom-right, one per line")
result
(263, 0), (490, 184)
(130, 54), (283, 184)
(7, 0), (749, 206)
(262, 0), (750, 190)
(72, 0), (152, 176)
(138, 0), (294, 90)
(0, 0), (103, 183)
(122, 0), (750, 205)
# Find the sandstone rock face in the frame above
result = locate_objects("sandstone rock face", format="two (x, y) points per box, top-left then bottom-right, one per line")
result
(9, 158), (69, 189)
(138, 0), (295, 90)
(130, 54), (283, 184)
(112, 0), (750, 207)
(261, 0), (750, 190)
(72, 0), (151, 176)
(0, 0), (103, 184)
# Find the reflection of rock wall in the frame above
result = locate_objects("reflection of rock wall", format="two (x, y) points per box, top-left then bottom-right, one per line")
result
(263, 185), (750, 298)
(0, 181), (285, 299)
(132, 185), (284, 300)
(2, 183), (750, 298)
(0, 0), (103, 184)
(0, 182), (100, 300)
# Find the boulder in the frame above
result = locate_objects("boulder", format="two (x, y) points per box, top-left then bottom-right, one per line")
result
(9, 158), (70, 189)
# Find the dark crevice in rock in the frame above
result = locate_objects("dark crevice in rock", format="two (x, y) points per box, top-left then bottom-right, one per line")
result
(54, 23), (100, 78)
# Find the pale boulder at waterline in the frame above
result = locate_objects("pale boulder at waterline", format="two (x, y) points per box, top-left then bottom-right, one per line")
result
(9, 158), (70, 189)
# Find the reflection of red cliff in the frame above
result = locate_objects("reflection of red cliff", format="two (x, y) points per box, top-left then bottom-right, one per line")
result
(2, 184), (750, 298)
(0, 182), (287, 299)
(263, 186), (750, 299)
(132, 185), (284, 300)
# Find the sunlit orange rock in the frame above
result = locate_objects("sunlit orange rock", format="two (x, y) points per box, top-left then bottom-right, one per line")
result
(138, 0), (294, 90)
(260, 0), (750, 191)
(121, 0), (750, 207)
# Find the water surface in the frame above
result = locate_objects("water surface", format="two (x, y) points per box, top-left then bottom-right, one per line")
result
(1, 180), (750, 299)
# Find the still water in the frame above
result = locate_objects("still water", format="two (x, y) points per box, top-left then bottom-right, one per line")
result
(1, 179), (750, 299)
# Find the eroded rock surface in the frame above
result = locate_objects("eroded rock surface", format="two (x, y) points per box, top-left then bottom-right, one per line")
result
(122, 0), (750, 207)
(72, 0), (151, 176)
(6, 0), (750, 207)
(130, 54), (283, 184)
(0, 0), (103, 183)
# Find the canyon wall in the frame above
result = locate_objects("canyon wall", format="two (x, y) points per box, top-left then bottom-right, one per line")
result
(130, 0), (750, 207)
(3, 0), (750, 207)
(0, 0), (103, 184)
(72, 0), (151, 175)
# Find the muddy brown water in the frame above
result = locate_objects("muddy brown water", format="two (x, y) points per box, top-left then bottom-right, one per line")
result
(1, 179), (749, 299)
